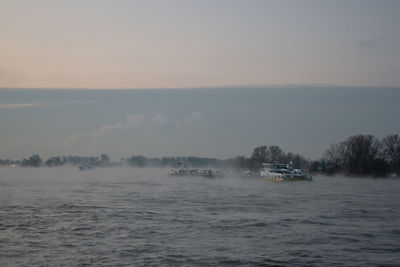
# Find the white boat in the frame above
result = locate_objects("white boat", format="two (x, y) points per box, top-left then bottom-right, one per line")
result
(78, 164), (95, 171)
(168, 169), (199, 176)
(260, 162), (312, 181)
(168, 168), (224, 177)
(199, 169), (225, 178)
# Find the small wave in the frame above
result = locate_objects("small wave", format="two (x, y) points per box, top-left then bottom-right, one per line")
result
(342, 247), (361, 252)
(288, 249), (312, 258)
(217, 258), (246, 265)
(160, 257), (201, 266)
(62, 243), (76, 248)
(70, 226), (96, 232)
(300, 219), (332, 226)
(216, 256), (274, 266)
(261, 258), (290, 266)
(329, 235), (360, 243)
(358, 232), (375, 238)
(245, 222), (269, 227)
(391, 229), (400, 235)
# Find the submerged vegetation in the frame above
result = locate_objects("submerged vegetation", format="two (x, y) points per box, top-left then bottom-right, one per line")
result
(1, 134), (399, 178)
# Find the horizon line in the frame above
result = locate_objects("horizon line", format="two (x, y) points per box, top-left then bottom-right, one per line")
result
(1, 83), (400, 91)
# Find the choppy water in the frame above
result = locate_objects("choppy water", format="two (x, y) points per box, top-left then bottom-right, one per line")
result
(1, 167), (400, 266)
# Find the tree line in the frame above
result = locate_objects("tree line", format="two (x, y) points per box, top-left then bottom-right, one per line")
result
(1, 133), (399, 177)
(228, 134), (400, 177)
(225, 145), (309, 172)
(0, 154), (223, 168)
(312, 134), (400, 177)
(0, 154), (111, 168)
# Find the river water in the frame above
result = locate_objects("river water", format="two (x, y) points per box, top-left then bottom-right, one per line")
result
(1, 167), (400, 266)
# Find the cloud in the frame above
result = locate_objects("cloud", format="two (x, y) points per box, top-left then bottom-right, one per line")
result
(0, 103), (39, 108)
(358, 36), (386, 47)
(93, 113), (170, 137)
(66, 113), (170, 142)
(184, 111), (204, 126)
(64, 111), (205, 146)
(0, 101), (78, 109)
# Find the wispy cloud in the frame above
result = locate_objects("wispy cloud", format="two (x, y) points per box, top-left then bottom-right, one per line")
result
(358, 36), (386, 47)
(93, 113), (170, 137)
(64, 112), (204, 146)
(184, 111), (204, 126)
(0, 103), (39, 108)
(65, 113), (170, 143)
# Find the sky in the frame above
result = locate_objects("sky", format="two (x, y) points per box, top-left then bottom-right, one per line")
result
(1, 0), (400, 89)
(1, 87), (400, 161)
(1, 1), (400, 161)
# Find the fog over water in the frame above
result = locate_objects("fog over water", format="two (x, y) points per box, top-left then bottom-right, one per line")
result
(1, 166), (400, 266)
(1, 87), (400, 160)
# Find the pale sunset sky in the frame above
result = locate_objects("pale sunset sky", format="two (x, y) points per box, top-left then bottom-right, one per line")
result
(1, 1), (400, 160)
(1, 0), (399, 89)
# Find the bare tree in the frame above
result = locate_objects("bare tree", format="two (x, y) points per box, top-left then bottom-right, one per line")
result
(269, 145), (283, 162)
(382, 134), (400, 175)
(250, 146), (269, 169)
(324, 142), (346, 173)
(343, 135), (385, 176)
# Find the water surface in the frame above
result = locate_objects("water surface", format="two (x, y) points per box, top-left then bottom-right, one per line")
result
(1, 167), (400, 266)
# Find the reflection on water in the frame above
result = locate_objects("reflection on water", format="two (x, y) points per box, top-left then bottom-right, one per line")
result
(1, 167), (400, 266)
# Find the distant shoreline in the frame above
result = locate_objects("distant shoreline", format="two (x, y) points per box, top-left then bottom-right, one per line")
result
(1, 133), (399, 178)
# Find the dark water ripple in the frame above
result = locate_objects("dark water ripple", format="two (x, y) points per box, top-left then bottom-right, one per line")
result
(1, 167), (400, 266)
